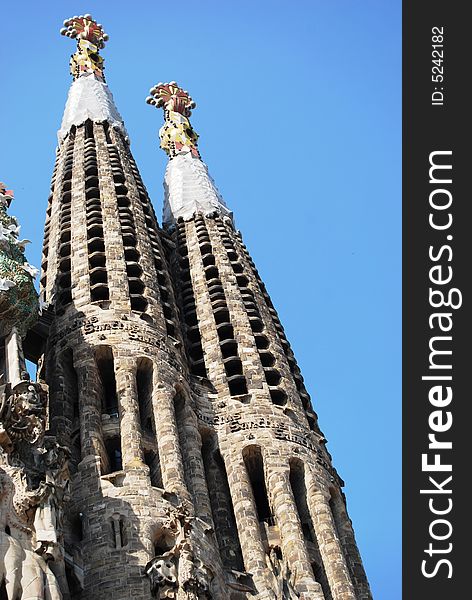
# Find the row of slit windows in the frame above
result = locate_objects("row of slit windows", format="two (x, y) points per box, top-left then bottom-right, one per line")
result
(84, 121), (110, 305)
(123, 135), (179, 338)
(232, 229), (319, 431)
(105, 127), (147, 314)
(40, 149), (59, 297)
(215, 217), (287, 407)
(45, 121), (179, 320)
(193, 215), (247, 396)
(175, 221), (207, 377)
(55, 131), (75, 312)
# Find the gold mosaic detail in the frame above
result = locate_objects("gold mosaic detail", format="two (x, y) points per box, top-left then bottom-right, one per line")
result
(60, 14), (109, 81)
(146, 82), (200, 159)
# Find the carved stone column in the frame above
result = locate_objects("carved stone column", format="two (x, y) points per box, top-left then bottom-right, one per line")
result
(268, 467), (324, 599)
(330, 491), (373, 600)
(306, 478), (356, 600)
(115, 357), (144, 468)
(152, 382), (190, 501)
(177, 403), (214, 527)
(75, 352), (105, 462)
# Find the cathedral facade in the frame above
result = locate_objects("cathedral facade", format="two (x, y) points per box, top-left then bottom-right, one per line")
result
(0, 15), (371, 600)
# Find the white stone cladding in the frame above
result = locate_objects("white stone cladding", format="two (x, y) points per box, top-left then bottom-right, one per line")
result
(163, 152), (233, 225)
(58, 74), (128, 143)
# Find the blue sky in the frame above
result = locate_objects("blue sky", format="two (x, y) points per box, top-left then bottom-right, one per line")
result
(1, 1), (401, 597)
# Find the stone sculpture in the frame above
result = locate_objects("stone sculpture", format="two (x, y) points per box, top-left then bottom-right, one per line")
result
(0, 183), (68, 599)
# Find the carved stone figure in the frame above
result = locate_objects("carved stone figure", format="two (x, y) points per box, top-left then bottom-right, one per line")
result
(146, 552), (178, 598)
(145, 503), (214, 600)
(266, 548), (299, 600)
(34, 437), (71, 560)
(0, 467), (63, 599)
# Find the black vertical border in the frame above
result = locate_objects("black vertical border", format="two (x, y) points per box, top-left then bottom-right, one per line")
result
(403, 2), (469, 599)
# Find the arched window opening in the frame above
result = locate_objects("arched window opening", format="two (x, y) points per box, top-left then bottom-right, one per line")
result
(201, 434), (244, 572)
(137, 358), (155, 434)
(96, 346), (118, 416)
(110, 513), (128, 549)
(243, 446), (273, 525)
(144, 450), (163, 488)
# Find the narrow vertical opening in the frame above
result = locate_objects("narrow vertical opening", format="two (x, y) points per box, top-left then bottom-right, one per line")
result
(70, 432), (81, 475)
(201, 433), (244, 572)
(0, 580), (8, 600)
(289, 459), (316, 543)
(65, 562), (83, 597)
(96, 346), (118, 416)
(136, 358), (155, 434)
(173, 391), (192, 492)
(104, 436), (123, 473)
(144, 450), (163, 488)
(62, 348), (79, 422)
(85, 119), (94, 139)
(243, 446), (273, 525)
(70, 512), (84, 543)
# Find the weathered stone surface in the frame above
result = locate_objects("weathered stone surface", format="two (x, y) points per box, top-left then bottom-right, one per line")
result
(3, 79), (371, 600)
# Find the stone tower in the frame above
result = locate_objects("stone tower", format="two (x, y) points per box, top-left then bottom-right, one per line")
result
(1, 13), (371, 600)
(141, 81), (373, 600)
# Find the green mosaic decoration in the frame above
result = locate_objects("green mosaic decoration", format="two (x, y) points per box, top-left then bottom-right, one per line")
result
(0, 184), (39, 338)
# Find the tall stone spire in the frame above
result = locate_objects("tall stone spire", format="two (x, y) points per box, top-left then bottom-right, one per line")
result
(147, 82), (372, 599)
(34, 18), (229, 600)
(147, 82), (232, 225)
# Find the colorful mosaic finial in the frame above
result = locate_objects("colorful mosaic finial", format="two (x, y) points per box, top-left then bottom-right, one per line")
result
(146, 82), (200, 159)
(60, 15), (109, 81)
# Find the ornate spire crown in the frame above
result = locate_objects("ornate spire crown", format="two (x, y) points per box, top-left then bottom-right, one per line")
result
(146, 82), (200, 159)
(60, 14), (109, 81)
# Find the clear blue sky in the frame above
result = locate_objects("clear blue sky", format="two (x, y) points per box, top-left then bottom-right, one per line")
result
(1, 2), (401, 598)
